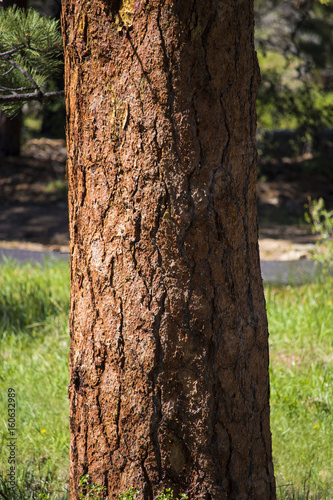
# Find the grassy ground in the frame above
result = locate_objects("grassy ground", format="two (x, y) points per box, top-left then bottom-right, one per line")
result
(0, 261), (332, 499)
(267, 282), (333, 499)
(0, 260), (70, 499)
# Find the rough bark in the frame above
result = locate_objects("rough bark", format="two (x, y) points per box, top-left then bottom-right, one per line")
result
(62, 1), (276, 499)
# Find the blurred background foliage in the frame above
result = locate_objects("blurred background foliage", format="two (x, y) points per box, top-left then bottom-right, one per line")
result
(1, 0), (333, 155)
(255, 0), (333, 157)
(22, 0), (65, 141)
(0, 0), (65, 155)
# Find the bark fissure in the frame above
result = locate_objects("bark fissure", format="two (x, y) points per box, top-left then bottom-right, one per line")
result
(115, 378), (122, 447)
(149, 287), (166, 481)
(84, 256), (101, 377)
(130, 212), (142, 267)
(260, 408), (275, 497)
(141, 454), (154, 500)
(210, 94), (231, 209)
(156, 6), (182, 164)
(96, 388), (112, 452)
(200, 7), (216, 86)
(117, 296), (125, 369)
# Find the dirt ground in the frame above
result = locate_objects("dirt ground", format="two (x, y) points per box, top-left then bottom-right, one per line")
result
(0, 138), (331, 260)
(0, 138), (69, 253)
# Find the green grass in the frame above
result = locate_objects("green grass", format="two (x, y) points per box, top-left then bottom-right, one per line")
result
(0, 259), (70, 499)
(0, 260), (332, 499)
(267, 281), (333, 499)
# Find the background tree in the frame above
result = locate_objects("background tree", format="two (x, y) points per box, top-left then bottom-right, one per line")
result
(3, 1), (332, 155)
(0, 7), (63, 108)
(0, 0), (63, 154)
(62, 1), (276, 499)
(255, 0), (333, 153)
(0, 0), (27, 156)
(30, 0), (65, 138)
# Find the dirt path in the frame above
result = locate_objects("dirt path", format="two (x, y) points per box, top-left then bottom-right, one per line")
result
(0, 138), (325, 261)
(0, 139), (69, 252)
(259, 225), (317, 261)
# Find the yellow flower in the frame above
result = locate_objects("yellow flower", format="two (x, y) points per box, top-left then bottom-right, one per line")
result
(313, 424), (319, 429)
(327, 301), (332, 306)
(41, 429), (46, 434)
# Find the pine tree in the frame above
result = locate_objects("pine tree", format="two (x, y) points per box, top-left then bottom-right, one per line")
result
(0, 6), (63, 115)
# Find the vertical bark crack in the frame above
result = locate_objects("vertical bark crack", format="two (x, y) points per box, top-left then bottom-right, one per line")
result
(156, 6), (181, 163)
(115, 379), (122, 447)
(149, 287), (166, 481)
(117, 296), (125, 369)
(141, 456), (154, 500)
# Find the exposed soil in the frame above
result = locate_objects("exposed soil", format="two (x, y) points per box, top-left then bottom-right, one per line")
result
(0, 138), (69, 252)
(1, 138), (332, 260)
(257, 151), (333, 259)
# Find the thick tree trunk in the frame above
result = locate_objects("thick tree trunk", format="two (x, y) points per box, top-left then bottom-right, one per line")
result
(62, 1), (276, 499)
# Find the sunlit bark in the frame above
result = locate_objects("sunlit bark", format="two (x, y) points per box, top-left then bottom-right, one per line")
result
(62, 1), (276, 498)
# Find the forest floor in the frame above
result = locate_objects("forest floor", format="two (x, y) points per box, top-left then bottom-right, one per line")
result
(1, 138), (333, 261)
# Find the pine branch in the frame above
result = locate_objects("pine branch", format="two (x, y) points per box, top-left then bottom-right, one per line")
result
(0, 89), (64, 103)
(6, 57), (39, 89)
(0, 66), (15, 77)
(0, 84), (34, 91)
(0, 45), (24, 57)
(0, 53), (65, 104)
(0, 6), (64, 113)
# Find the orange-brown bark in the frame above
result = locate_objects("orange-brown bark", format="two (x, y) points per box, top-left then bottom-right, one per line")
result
(62, 1), (276, 498)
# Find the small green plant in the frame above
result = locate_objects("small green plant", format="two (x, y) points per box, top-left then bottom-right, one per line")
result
(117, 486), (189, 500)
(154, 488), (188, 500)
(78, 477), (189, 500)
(305, 197), (333, 266)
(117, 487), (139, 500)
(117, 486), (188, 500)
(78, 475), (107, 500)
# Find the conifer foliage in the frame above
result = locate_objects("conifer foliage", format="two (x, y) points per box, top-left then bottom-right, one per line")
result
(0, 6), (63, 115)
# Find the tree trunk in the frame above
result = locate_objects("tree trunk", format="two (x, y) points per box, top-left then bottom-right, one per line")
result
(0, 111), (22, 156)
(62, 1), (276, 499)
(1, 0), (26, 7)
(0, 0), (27, 157)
